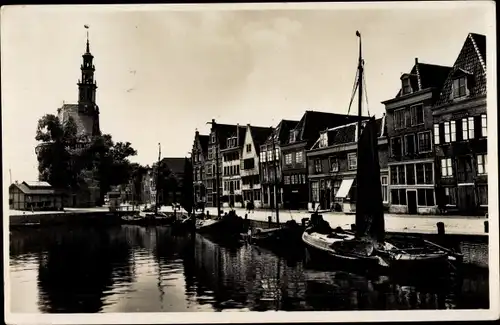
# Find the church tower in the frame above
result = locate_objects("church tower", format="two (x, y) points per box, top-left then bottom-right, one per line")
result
(77, 31), (101, 136)
(58, 27), (101, 137)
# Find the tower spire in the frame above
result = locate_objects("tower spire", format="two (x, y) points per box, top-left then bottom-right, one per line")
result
(84, 24), (90, 53)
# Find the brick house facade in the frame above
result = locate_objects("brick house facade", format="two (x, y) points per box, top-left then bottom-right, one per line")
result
(382, 58), (452, 215)
(280, 111), (364, 210)
(432, 33), (487, 216)
(259, 119), (299, 209)
(306, 116), (388, 213)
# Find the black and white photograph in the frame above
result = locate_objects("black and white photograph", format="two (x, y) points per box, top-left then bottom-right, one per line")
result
(2, 2), (498, 324)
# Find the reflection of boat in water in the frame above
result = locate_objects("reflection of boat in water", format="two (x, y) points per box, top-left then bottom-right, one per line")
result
(303, 31), (461, 276)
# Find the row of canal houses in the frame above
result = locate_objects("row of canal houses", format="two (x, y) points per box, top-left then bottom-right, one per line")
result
(191, 33), (487, 216)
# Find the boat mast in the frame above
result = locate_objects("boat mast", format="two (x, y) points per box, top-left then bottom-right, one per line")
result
(356, 30), (363, 139)
(271, 127), (280, 225)
(155, 142), (161, 214)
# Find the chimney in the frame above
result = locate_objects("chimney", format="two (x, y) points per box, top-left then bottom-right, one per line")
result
(415, 57), (422, 91)
(195, 128), (199, 136)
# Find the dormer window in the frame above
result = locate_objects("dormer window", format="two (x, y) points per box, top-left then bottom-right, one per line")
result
(289, 130), (299, 143)
(211, 133), (216, 144)
(319, 132), (328, 148)
(452, 76), (467, 98)
(402, 76), (412, 95)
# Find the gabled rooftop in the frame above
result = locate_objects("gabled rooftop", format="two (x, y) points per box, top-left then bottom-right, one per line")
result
(310, 115), (386, 150)
(286, 110), (368, 148)
(434, 33), (487, 107)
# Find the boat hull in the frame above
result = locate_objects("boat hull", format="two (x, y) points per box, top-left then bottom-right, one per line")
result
(302, 231), (384, 272)
(251, 226), (304, 248)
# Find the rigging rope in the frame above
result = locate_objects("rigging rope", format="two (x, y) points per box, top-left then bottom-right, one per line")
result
(363, 69), (371, 117)
(347, 69), (359, 116)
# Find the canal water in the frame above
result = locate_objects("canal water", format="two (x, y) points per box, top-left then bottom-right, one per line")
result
(9, 225), (489, 313)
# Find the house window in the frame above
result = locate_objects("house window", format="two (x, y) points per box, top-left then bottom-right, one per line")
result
(417, 189), (435, 206)
(452, 77), (467, 98)
(462, 117), (475, 140)
(243, 158), (255, 170)
(410, 104), (424, 125)
(381, 176), (388, 203)
(402, 77), (412, 95)
(267, 150), (273, 161)
(301, 174), (306, 184)
(441, 158), (453, 177)
(285, 153), (292, 165)
(424, 163), (433, 184)
(260, 151), (266, 163)
(444, 187), (457, 206)
(289, 130), (298, 143)
(296, 151), (303, 164)
(406, 164), (415, 185)
(481, 114), (487, 137)
(391, 189), (407, 205)
(391, 137), (403, 157)
(311, 181), (319, 202)
(405, 134), (416, 155)
(314, 159), (322, 173)
(274, 148), (279, 160)
(329, 157), (339, 172)
(208, 149), (213, 160)
(477, 154), (487, 175)
(394, 109), (405, 130)
(417, 131), (432, 153)
(347, 153), (357, 170)
(397, 165), (405, 184)
(284, 175), (290, 184)
(434, 124), (440, 144)
(319, 132), (328, 148)
(246, 144), (252, 153)
(478, 185), (488, 206)
(390, 166), (398, 184)
(211, 134), (216, 144)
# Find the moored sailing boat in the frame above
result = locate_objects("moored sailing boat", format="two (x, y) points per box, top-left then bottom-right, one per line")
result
(302, 31), (460, 275)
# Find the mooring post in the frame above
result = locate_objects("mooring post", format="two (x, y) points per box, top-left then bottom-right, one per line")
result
(437, 221), (445, 236)
(301, 218), (307, 227)
(268, 216), (272, 228)
(484, 220), (489, 233)
(245, 213), (248, 220)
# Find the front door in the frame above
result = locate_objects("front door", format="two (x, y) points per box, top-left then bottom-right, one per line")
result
(407, 190), (418, 214)
(457, 186), (476, 214)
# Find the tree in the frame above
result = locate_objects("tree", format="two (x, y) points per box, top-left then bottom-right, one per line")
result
(154, 160), (178, 207)
(130, 163), (148, 205)
(181, 157), (194, 216)
(35, 114), (138, 206)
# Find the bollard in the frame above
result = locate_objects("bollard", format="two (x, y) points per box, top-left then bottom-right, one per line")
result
(350, 224), (356, 232)
(484, 220), (489, 233)
(245, 214), (248, 220)
(436, 222), (445, 236)
(268, 216), (272, 228)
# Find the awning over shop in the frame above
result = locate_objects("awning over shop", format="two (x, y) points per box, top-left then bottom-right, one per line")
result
(335, 178), (355, 199)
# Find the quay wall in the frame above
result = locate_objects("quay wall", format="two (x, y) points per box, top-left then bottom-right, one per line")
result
(9, 210), (136, 227)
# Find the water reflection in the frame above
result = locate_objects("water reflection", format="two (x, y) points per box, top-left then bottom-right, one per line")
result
(9, 226), (489, 313)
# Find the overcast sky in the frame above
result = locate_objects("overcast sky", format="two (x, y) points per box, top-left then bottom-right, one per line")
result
(1, 3), (494, 182)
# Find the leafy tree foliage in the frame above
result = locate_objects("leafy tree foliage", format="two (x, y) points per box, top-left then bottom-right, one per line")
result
(153, 160), (178, 207)
(35, 114), (138, 205)
(130, 163), (149, 204)
(180, 157), (194, 215)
